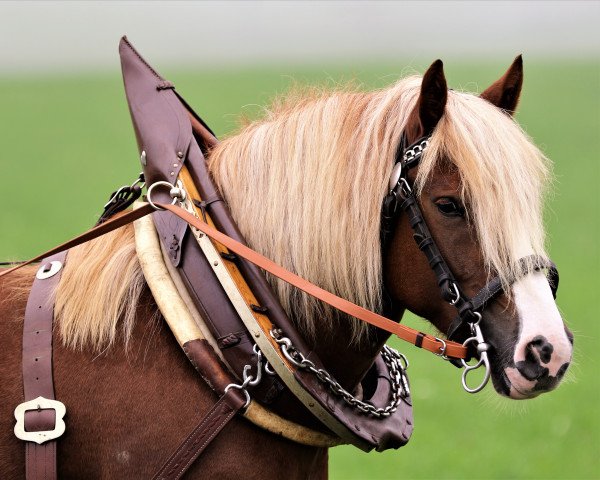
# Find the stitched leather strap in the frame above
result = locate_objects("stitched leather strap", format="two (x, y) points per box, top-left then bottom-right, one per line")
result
(0, 203), (466, 359)
(20, 251), (68, 480)
(152, 389), (246, 480)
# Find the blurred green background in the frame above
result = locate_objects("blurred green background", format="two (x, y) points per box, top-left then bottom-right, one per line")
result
(0, 59), (597, 479)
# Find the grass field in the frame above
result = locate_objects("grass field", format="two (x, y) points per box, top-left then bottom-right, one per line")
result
(0, 60), (598, 479)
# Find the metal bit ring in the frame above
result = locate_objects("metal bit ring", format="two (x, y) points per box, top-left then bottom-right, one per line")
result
(146, 181), (186, 210)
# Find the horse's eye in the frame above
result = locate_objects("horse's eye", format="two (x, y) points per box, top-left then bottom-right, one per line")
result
(435, 198), (465, 217)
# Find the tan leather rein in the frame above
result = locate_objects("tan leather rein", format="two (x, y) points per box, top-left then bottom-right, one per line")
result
(1, 201), (468, 359)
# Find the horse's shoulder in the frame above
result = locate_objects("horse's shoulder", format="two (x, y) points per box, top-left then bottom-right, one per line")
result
(0, 267), (34, 323)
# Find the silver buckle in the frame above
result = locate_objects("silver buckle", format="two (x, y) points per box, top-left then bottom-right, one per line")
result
(14, 396), (66, 444)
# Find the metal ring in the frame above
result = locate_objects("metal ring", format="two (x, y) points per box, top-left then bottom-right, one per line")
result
(280, 343), (303, 368)
(264, 361), (276, 376)
(434, 337), (448, 359)
(449, 282), (461, 305)
(146, 181), (179, 211)
(399, 178), (412, 197)
(224, 383), (251, 408)
(460, 352), (491, 393)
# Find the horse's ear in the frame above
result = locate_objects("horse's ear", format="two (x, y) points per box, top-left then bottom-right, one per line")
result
(480, 55), (523, 115)
(405, 59), (448, 140)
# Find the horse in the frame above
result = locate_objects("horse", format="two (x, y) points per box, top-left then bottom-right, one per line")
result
(0, 56), (573, 478)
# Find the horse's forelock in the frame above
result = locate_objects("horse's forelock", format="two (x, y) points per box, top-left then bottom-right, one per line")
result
(416, 90), (550, 293)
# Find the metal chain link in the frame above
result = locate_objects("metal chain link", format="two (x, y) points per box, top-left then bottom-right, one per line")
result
(270, 328), (410, 418)
(224, 344), (264, 408)
(403, 139), (430, 164)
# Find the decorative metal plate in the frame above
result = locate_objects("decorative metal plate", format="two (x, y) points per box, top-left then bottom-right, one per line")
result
(36, 261), (62, 280)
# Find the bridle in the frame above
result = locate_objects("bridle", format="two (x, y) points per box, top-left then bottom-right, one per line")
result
(381, 133), (559, 392)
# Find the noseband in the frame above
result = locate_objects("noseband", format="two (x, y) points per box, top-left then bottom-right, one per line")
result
(381, 133), (559, 392)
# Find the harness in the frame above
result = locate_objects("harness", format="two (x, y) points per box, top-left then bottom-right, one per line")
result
(5, 36), (560, 479)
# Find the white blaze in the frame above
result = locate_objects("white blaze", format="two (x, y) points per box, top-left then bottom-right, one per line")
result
(512, 271), (572, 377)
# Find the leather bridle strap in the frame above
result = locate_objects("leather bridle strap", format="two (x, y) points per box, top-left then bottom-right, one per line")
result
(0, 202), (468, 359)
(446, 256), (559, 342)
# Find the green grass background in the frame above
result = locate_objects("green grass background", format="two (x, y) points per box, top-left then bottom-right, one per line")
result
(0, 61), (597, 479)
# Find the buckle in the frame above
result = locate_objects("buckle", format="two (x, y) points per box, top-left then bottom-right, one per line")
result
(14, 396), (66, 444)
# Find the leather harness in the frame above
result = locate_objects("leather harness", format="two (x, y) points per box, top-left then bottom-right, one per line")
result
(4, 37), (560, 479)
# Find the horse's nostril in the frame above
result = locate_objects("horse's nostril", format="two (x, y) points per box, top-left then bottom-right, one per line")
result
(515, 335), (554, 381)
(528, 335), (554, 364)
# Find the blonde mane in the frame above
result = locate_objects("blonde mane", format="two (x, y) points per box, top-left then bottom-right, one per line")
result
(54, 75), (550, 350)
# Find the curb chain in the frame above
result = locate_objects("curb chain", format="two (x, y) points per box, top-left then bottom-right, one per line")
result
(270, 328), (410, 418)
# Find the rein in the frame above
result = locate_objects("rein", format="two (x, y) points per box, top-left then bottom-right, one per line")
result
(0, 201), (469, 359)
(0, 188), (558, 366)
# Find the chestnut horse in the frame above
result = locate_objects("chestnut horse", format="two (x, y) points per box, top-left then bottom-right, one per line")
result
(0, 57), (573, 478)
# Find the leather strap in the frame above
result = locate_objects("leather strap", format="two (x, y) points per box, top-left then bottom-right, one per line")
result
(152, 389), (246, 480)
(0, 202), (468, 359)
(0, 204), (156, 279)
(20, 251), (68, 480)
(446, 255), (559, 342)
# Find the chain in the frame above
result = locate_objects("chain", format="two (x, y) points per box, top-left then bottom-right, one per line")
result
(97, 172), (146, 224)
(224, 344), (264, 408)
(269, 328), (410, 418)
(403, 139), (429, 164)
